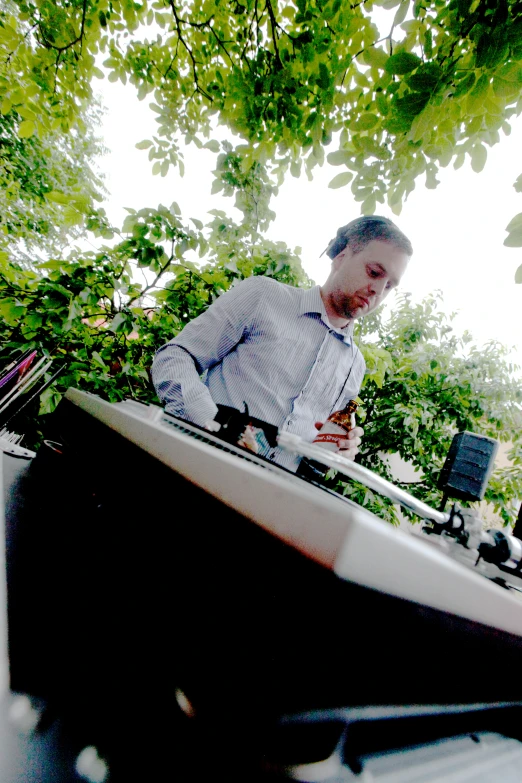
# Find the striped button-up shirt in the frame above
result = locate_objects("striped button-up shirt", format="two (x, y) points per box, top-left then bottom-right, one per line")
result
(152, 275), (365, 471)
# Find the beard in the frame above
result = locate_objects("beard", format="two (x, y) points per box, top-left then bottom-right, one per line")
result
(340, 293), (371, 320)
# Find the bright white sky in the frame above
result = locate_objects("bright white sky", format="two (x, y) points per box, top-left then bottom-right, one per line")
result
(96, 77), (522, 369)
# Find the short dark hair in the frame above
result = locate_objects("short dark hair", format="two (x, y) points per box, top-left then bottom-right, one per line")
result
(325, 215), (413, 259)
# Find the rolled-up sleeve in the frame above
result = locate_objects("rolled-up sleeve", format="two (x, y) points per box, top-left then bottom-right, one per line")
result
(151, 277), (262, 425)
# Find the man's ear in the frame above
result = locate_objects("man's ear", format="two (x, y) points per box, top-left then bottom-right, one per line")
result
(332, 247), (350, 271)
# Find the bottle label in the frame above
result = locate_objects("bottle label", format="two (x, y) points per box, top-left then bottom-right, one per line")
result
(313, 432), (345, 444)
(311, 400), (358, 452)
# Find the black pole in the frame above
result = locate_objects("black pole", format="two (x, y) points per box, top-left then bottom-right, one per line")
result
(513, 503), (522, 541)
(439, 491), (449, 513)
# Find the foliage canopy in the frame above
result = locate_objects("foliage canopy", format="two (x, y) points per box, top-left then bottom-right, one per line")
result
(338, 292), (522, 527)
(3, 0), (522, 278)
(0, 3), (106, 258)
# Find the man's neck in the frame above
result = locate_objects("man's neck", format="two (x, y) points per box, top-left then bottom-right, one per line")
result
(319, 286), (353, 330)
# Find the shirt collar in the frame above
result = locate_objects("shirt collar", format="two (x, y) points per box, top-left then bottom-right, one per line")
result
(299, 285), (354, 344)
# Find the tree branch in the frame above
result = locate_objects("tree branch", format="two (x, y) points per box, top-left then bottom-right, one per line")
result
(167, 0), (213, 101)
(36, 0), (87, 54)
(265, 0), (283, 70)
(5, 23), (39, 65)
(127, 256), (173, 306)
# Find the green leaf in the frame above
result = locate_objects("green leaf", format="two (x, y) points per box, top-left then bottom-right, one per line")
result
(406, 73), (437, 93)
(425, 167), (439, 189)
(423, 29), (433, 57)
(326, 150), (352, 166)
(453, 153), (465, 170)
(376, 93), (389, 116)
(383, 116), (413, 134)
(204, 140), (220, 153)
(475, 29), (509, 70)
(385, 52), (422, 75)
(354, 113), (378, 131)
(0, 299), (24, 325)
(362, 47), (388, 69)
(317, 62), (331, 90)
(515, 264), (522, 284)
(393, 0), (409, 26)
(505, 213), (522, 233)
(46, 191), (69, 205)
(453, 72), (476, 98)
(109, 313), (126, 332)
(394, 92), (430, 119)
(470, 144), (487, 173)
(39, 388), (62, 416)
(504, 228), (522, 247)
(492, 75), (520, 99)
(18, 106), (36, 121)
(135, 139), (153, 150)
(361, 194), (376, 214)
(18, 119), (35, 138)
(67, 298), (81, 321)
(328, 171), (353, 189)
(91, 351), (107, 368)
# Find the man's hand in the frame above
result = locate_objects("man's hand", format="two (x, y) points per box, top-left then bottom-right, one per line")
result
(204, 419), (221, 433)
(314, 422), (363, 461)
(237, 424), (260, 454)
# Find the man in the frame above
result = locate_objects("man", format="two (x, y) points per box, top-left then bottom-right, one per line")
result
(151, 215), (412, 471)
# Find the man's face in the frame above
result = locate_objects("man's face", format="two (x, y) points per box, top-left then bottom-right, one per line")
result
(327, 239), (410, 323)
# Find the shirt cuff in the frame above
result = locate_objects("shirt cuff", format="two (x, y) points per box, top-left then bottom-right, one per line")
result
(165, 395), (219, 428)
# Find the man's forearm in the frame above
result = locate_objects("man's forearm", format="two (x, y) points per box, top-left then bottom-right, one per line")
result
(151, 343), (219, 426)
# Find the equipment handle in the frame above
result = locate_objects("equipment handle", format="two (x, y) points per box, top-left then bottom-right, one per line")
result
(278, 432), (449, 525)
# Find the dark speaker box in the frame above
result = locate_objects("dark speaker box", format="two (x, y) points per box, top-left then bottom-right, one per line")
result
(438, 431), (499, 502)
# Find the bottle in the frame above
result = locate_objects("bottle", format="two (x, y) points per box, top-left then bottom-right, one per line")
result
(297, 400), (358, 483)
(312, 399), (358, 450)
